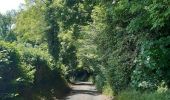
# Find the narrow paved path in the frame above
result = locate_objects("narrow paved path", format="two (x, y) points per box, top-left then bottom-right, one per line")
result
(61, 82), (110, 100)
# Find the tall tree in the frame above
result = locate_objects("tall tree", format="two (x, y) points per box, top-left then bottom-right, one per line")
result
(44, 0), (60, 61)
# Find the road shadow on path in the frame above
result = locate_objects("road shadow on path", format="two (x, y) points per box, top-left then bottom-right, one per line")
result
(59, 82), (102, 100)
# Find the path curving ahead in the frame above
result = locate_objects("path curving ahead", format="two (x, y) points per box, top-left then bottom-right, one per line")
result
(61, 82), (110, 100)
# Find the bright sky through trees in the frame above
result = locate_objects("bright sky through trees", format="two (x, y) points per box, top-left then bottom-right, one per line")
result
(0, 0), (24, 13)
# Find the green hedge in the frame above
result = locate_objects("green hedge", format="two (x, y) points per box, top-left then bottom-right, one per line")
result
(0, 41), (69, 99)
(131, 36), (170, 90)
(0, 41), (23, 99)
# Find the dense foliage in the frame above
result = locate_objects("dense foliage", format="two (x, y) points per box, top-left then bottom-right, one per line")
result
(0, 41), (69, 99)
(78, 0), (170, 95)
(0, 0), (170, 99)
(0, 41), (21, 99)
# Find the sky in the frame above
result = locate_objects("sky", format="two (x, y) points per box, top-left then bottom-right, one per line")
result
(0, 0), (25, 14)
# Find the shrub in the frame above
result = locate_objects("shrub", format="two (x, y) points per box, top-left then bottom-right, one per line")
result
(16, 44), (70, 99)
(131, 36), (170, 90)
(0, 41), (23, 99)
(116, 89), (170, 100)
(95, 74), (105, 92)
(0, 41), (70, 99)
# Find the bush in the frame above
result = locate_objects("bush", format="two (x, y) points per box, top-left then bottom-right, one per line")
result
(116, 89), (170, 100)
(95, 74), (105, 92)
(16, 44), (70, 99)
(131, 36), (170, 90)
(0, 41), (70, 99)
(0, 41), (23, 99)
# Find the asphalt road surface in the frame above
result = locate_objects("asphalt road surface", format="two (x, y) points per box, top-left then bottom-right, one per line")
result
(61, 82), (110, 100)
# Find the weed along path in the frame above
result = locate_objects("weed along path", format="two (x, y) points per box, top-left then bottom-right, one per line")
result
(60, 82), (110, 100)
